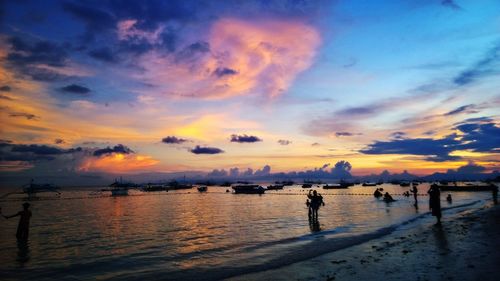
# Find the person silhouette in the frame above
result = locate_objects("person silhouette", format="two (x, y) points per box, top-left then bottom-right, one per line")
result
(383, 192), (395, 203)
(428, 184), (442, 225)
(307, 190), (324, 221)
(446, 194), (452, 204)
(3, 202), (32, 241)
(411, 185), (418, 205)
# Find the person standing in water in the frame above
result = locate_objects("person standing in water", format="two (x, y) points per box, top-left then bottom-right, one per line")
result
(428, 184), (442, 225)
(411, 185), (418, 205)
(3, 202), (32, 241)
(307, 190), (324, 221)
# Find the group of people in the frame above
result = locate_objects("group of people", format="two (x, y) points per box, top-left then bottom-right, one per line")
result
(306, 190), (325, 221)
(373, 188), (395, 202)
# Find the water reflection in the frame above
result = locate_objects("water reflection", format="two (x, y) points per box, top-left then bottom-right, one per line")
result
(16, 240), (30, 266)
(308, 216), (321, 233)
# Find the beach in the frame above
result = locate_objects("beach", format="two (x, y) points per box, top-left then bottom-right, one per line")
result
(228, 202), (500, 281)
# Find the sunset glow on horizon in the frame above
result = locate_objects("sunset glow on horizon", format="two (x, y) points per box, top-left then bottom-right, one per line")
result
(0, 0), (499, 183)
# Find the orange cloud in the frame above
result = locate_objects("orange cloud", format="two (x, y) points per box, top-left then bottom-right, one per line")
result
(78, 153), (160, 173)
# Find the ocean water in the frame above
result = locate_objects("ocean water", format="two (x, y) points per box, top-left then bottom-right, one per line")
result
(0, 183), (493, 280)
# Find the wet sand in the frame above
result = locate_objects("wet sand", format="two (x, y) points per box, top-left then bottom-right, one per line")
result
(228, 202), (500, 281)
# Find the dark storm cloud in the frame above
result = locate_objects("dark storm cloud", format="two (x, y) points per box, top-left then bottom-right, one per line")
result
(88, 47), (117, 63)
(59, 84), (91, 95)
(93, 144), (133, 157)
(161, 136), (188, 144)
(190, 145), (224, 154)
(213, 67), (238, 78)
(453, 43), (500, 86)
(54, 138), (65, 144)
(230, 134), (262, 143)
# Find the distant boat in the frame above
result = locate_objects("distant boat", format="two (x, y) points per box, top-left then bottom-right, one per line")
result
(399, 181), (411, 187)
(111, 188), (129, 196)
(197, 186), (208, 192)
(232, 184), (265, 194)
(108, 178), (138, 196)
(301, 183), (313, 188)
(142, 183), (168, 192)
(281, 180), (295, 186)
(323, 183), (349, 189)
(267, 184), (284, 190)
(362, 182), (377, 186)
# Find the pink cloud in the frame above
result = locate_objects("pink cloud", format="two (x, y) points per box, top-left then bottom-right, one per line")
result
(137, 18), (321, 99)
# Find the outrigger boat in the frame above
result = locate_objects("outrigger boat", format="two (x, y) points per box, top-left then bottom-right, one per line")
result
(232, 184), (265, 194)
(267, 184), (284, 190)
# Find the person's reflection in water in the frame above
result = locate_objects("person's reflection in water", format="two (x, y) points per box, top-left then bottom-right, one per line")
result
(16, 240), (30, 265)
(433, 222), (450, 257)
(308, 216), (321, 232)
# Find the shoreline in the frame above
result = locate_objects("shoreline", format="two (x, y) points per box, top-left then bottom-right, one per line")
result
(227, 200), (500, 281)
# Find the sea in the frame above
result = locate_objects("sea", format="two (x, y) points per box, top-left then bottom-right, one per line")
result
(0, 183), (495, 280)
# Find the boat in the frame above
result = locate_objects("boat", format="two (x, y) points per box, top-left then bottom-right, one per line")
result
(197, 186), (208, 192)
(142, 183), (168, 192)
(323, 183), (349, 189)
(267, 184), (284, 190)
(399, 181), (411, 187)
(167, 180), (193, 190)
(111, 188), (129, 196)
(362, 182), (377, 186)
(232, 184), (265, 194)
(301, 183), (313, 188)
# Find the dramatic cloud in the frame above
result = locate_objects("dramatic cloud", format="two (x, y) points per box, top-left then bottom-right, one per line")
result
(455, 122), (500, 153)
(79, 153), (159, 173)
(139, 18), (321, 99)
(361, 121), (500, 161)
(93, 144), (133, 157)
(162, 136), (188, 144)
(361, 136), (462, 162)
(254, 165), (271, 176)
(277, 139), (291, 145)
(456, 161), (486, 174)
(230, 134), (262, 143)
(190, 145), (224, 154)
(54, 138), (65, 144)
(59, 84), (91, 95)
(207, 169), (228, 177)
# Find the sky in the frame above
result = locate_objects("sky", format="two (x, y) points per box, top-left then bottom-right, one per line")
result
(0, 0), (499, 183)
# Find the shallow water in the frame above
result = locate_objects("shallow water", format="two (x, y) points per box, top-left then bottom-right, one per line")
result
(0, 183), (493, 280)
